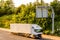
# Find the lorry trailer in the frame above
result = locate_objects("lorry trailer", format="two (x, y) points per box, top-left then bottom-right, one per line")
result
(10, 24), (43, 38)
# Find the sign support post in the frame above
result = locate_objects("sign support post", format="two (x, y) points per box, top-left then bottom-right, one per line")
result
(51, 7), (55, 34)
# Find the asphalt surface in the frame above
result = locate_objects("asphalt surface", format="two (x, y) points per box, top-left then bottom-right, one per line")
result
(0, 29), (52, 40)
(0, 30), (42, 40)
(0, 28), (60, 40)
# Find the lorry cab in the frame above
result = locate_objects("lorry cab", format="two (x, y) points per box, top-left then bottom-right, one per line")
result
(31, 24), (43, 38)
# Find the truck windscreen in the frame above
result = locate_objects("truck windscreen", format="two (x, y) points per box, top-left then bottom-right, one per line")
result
(34, 29), (43, 33)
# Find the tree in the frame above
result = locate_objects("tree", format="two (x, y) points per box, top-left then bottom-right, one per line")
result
(0, 0), (15, 16)
(50, 0), (60, 15)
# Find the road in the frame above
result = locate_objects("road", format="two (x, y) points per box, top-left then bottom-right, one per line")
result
(0, 28), (60, 40)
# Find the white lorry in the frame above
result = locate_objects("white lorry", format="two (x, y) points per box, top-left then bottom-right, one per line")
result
(10, 24), (43, 38)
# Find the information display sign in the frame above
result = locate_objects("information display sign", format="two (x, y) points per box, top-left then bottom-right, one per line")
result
(36, 6), (48, 18)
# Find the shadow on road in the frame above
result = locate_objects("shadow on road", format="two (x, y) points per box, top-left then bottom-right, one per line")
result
(10, 33), (53, 40)
(35, 38), (53, 40)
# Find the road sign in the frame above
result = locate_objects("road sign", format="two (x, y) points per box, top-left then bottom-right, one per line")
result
(36, 6), (55, 34)
(36, 6), (48, 18)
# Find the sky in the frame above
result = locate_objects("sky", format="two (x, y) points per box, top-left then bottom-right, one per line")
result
(12, 0), (60, 7)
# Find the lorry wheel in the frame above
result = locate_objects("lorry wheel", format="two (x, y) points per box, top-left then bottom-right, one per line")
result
(38, 34), (42, 39)
(23, 33), (26, 37)
(26, 34), (29, 37)
(11, 32), (18, 35)
(30, 34), (36, 39)
(32, 35), (36, 39)
(24, 34), (29, 37)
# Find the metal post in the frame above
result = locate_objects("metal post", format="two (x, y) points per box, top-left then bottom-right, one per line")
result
(51, 7), (55, 34)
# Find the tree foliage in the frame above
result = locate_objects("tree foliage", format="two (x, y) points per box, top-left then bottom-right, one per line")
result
(0, 0), (15, 16)
(50, 0), (60, 15)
